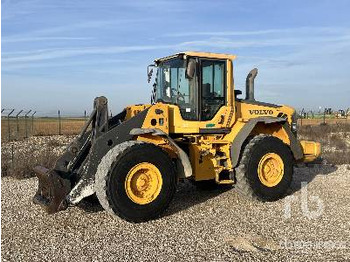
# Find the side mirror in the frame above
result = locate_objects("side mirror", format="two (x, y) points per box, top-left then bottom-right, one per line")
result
(234, 90), (242, 97)
(186, 59), (196, 79)
(147, 64), (156, 83)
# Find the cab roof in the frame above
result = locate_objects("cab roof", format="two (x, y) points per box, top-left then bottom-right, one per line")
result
(154, 51), (237, 64)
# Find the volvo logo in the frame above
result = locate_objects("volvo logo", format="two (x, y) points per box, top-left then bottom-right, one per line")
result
(249, 109), (274, 115)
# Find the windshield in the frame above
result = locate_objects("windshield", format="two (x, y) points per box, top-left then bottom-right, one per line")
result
(155, 57), (198, 120)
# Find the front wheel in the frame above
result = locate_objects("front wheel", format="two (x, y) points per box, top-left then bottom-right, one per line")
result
(95, 142), (177, 222)
(235, 135), (293, 201)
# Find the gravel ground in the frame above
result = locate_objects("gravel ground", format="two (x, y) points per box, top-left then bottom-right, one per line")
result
(2, 164), (350, 261)
(1, 135), (74, 156)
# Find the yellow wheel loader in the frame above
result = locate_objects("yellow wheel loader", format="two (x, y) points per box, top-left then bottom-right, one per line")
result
(33, 51), (321, 222)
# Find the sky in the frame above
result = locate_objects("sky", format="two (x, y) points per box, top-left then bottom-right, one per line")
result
(2, 0), (350, 116)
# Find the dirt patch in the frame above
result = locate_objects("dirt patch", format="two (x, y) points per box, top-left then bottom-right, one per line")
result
(225, 234), (280, 252)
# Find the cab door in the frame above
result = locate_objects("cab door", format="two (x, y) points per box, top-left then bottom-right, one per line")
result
(199, 59), (226, 121)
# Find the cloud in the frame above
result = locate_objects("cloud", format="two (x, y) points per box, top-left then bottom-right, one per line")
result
(3, 19), (149, 40)
(1, 0), (43, 20)
(3, 27), (350, 65)
(2, 36), (93, 43)
(163, 26), (349, 38)
(2, 45), (174, 63)
(1, 58), (130, 71)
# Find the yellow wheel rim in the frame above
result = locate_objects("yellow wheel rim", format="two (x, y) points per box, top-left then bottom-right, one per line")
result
(258, 153), (284, 187)
(125, 162), (163, 205)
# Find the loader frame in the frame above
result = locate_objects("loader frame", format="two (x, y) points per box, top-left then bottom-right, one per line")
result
(32, 51), (321, 220)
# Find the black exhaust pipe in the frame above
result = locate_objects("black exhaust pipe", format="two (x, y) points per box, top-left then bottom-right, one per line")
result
(245, 68), (258, 101)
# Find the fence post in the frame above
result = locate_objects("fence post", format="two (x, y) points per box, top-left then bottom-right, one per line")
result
(323, 109), (326, 125)
(7, 109), (15, 141)
(58, 110), (62, 135)
(11, 144), (15, 173)
(15, 110), (23, 140)
(24, 110), (32, 138)
(31, 111), (36, 136)
(84, 110), (87, 122)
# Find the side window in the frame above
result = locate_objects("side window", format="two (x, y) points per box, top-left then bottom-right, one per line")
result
(201, 60), (225, 121)
(178, 68), (190, 103)
(170, 68), (178, 92)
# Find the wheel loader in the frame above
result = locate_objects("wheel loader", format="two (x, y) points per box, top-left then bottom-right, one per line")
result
(33, 51), (321, 222)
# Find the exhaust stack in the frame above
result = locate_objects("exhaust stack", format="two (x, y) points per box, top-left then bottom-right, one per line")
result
(245, 68), (258, 101)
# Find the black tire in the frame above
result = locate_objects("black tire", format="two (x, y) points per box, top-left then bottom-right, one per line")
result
(96, 141), (176, 222)
(235, 134), (293, 201)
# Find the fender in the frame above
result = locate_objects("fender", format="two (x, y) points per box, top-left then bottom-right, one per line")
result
(230, 117), (303, 168)
(130, 128), (193, 178)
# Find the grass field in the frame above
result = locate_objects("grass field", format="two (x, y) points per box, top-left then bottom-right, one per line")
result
(1, 117), (86, 141)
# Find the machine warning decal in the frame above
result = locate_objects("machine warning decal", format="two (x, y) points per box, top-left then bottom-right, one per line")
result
(249, 109), (274, 115)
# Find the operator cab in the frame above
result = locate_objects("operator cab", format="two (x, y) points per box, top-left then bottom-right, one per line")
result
(149, 52), (236, 121)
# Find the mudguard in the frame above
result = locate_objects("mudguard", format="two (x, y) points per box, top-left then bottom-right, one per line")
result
(129, 128), (193, 178)
(230, 117), (303, 168)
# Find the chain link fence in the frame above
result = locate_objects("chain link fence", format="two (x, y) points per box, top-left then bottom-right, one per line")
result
(1, 109), (89, 142)
(297, 108), (350, 126)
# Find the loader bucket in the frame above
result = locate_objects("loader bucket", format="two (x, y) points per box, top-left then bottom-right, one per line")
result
(32, 166), (71, 214)
(32, 96), (134, 214)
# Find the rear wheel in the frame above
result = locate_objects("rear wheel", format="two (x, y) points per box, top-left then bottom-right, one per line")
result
(235, 135), (293, 201)
(95, 142), (177, 222)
